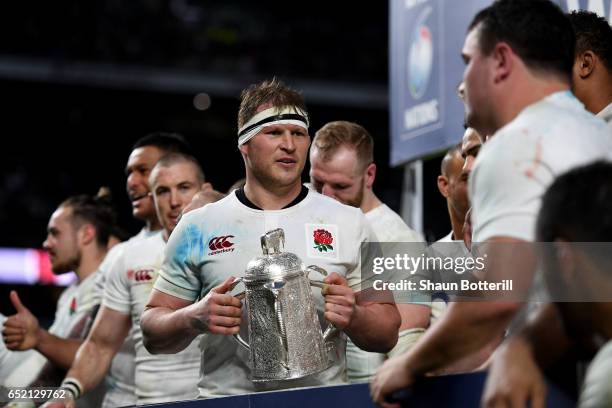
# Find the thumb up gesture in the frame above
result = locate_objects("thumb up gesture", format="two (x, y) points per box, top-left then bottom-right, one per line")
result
(2, 290), (40, 350)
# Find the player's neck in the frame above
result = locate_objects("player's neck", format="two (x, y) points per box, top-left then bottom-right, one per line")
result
(75, 248), (106, 283)
(585, 81), (612, 116)
(361, 191), (382, 214)
(244, 180), (303, 210)
(146, 217), (163, 232)
(449, 206), (466, 242)
(494, 76), (570, 134)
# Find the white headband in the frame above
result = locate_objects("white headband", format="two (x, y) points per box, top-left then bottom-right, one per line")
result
(238, 106), (309, 146)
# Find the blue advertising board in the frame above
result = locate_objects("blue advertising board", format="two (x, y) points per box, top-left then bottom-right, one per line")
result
(390, 0), (612, 166)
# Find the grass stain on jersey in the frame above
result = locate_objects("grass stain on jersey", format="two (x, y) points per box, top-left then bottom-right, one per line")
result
(173, 223), (206, 264)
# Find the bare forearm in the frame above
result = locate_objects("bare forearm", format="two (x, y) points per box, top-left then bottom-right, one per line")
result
(402, 301), (517, 376)
(65, 338), (115, 393)
(345, 303), (400, 352)
(141, 306), (199, 354)
(36, 330), (83, 370)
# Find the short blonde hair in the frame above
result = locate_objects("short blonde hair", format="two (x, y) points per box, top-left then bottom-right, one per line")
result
(313, 121), (374, 170)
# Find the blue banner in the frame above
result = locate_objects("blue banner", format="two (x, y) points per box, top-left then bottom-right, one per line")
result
(147, 372), (573, 408)
(390, 0), (612, 166)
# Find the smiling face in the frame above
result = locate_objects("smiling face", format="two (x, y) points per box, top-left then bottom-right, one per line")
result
(239, 104), (310, 190)
(309, 145), (366, 208)
(150, 162), (202, 235)
(42, 206), (81, 274)
(125, 146), (165, 221)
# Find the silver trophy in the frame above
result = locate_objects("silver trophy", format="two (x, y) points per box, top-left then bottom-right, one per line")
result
(231, 228), (338, 382)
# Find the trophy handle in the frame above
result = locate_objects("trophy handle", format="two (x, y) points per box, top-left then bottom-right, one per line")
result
(233, 333), (250, 351)
(306, 266), (340, 346)
(305, 264), (328, 278)
(229, 277), (250, 351)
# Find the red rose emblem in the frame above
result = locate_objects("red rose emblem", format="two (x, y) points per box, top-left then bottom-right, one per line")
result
(313, 229), (334, 252)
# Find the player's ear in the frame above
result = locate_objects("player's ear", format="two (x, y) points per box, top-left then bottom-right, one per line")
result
(437, 175), (449, 198)
(364, 163), (376, 189)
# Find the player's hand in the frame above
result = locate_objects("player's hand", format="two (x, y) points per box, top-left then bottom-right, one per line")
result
(2, 291), (40, 350)
(370, 353), (415, 408)
(188, 276), (242, 335)
(481, 337), (546, 408)
(322, 272), (355, 330)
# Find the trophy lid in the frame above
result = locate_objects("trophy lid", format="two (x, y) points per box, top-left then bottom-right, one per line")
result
(245, 229), (303, 281)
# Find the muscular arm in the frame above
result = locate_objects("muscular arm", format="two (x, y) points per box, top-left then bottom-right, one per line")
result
(345, 300), (401, 353)
(397, 304), (430, 332)
(140, 289), (199, 354)
(141, 277), (242, 355)
(391, 237), (534, 377)
(65, 306), (131, 394)
(34, 332), (84, 370)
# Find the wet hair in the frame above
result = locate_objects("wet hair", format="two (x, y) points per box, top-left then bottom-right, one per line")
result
(568, 10), (612, 71)
(238, 77), (307, 129)
(313, 121), (374, 171)
(59, 187), (120, 248)
(469, 0), (574, 82)
(132, 132), (194, 156)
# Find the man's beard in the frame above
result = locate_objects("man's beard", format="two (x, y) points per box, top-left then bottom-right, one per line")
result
(344, 182), (365, 209)
(52, 253), (81, 275)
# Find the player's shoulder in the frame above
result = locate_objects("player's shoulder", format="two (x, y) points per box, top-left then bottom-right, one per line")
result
(114, 231), (164, 268)
(181, 192), (236, 223)
(132, 230), (164, 247)
(306, 190), (363, 216)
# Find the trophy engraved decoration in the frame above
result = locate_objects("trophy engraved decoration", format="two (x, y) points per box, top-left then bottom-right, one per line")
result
(232, 228), (338, 382)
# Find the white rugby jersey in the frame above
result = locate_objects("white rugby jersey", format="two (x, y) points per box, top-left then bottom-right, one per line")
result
(155, 187), (376, 398)
(470, 91), (612, 243)
(365, 204), (423, 243)
(94, 227), (158, 408)
(103, 232), (200, 405)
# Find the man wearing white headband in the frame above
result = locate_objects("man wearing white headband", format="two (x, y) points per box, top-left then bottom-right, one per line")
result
(141, 78), (401, 398)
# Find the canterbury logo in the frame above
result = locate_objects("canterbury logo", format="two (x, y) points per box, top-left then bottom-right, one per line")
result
(208, 235), (235, 251)
(128, 269), (154, 282)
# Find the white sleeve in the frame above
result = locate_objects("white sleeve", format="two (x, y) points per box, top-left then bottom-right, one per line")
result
(469, 142), (553, 243)
(102, 249), (131, 315)
(154, 214), (204, 301)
